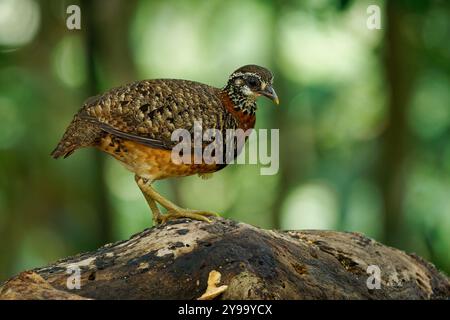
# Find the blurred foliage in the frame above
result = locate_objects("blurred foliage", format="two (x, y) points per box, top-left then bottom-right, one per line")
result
(0, 0), (449, 281)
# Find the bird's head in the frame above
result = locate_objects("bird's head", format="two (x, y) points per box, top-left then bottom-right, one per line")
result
(224, 65), (279, 115)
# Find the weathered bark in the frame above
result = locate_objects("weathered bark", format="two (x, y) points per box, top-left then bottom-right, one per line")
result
(0, 218), (448, 300)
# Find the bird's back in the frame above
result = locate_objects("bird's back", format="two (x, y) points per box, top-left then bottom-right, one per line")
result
(52, 79), (238, 159)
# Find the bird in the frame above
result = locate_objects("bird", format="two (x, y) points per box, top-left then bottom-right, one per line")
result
(51, 64), (279, 225)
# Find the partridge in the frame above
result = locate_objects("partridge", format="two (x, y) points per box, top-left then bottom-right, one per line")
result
(52, 65), (279, 224)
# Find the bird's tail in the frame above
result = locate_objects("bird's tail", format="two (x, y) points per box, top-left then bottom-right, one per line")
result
(51, 114), (101, 159)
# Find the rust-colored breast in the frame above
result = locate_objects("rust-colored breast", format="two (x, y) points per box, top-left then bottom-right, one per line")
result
(98, 134), (220, 181)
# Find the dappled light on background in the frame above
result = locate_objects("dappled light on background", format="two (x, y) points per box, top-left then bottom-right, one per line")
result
(405, 162), (450, 229)
(318, 79), (385, 148)
(0, 96), (25, 149)
(106, 161), (142, 202)
(52, 35), (87, 88)
(131, 0), (270, 83)
(0, 193), (5, 225)
(444, 144), (450, 174)
(131, 1), (203, 79)
(179, 173), (235, 215)
(1, 0), (450, 281)
(15, 227), (67, 274)
(279, 11), (368, 84)
(344, 179), (382, 238)
(422, 7), (450, 51)
(404, 160), (450, 269)
(281, 182), (338, 230)
(0, 0), (40, 49)
(408, 73), (450, 141)
(228, 166), (278, 228)
(105, 160), (151, 239)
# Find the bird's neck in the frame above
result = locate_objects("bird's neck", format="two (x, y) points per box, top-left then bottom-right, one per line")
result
(222, 84), (257, 116)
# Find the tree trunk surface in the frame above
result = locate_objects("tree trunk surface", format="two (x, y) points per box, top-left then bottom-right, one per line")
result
(0, 218), (448, 300)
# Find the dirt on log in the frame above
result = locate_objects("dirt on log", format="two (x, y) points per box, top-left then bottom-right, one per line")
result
(0, 217), (449, 300)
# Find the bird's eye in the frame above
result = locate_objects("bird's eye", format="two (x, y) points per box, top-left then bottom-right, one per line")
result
(246, 77), (259, 88)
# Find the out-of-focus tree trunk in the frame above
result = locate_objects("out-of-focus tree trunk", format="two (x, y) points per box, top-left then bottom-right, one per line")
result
(380, 2), (421, 246)
(268, 0), (307, 229)
(82, 0), (138, 244)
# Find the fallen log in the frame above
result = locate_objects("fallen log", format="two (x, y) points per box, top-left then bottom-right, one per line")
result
(1, 217), (448, 299)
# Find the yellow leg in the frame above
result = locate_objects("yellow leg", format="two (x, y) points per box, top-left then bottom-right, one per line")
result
(135, 176), (219, 224)
(135, 176), (163, 224)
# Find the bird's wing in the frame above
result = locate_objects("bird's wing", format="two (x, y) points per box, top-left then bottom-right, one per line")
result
(79, 114), (170, 149)
(79, 79), (233, 150)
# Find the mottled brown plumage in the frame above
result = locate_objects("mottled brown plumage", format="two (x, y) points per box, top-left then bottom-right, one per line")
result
(52, 65), (278, 224)
(53, 80), (233, 155)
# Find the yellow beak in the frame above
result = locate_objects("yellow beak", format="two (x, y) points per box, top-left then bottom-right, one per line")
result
(261, 86), (279, 105)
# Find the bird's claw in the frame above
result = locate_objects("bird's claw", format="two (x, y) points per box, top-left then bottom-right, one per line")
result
(157, 209), (219, 224)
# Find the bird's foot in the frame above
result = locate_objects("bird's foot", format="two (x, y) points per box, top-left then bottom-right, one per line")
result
(134, 175), (219, 225)
(158, 208), (219, 224)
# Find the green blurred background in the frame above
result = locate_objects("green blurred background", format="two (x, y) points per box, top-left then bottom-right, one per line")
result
(0, 0), (449, 281)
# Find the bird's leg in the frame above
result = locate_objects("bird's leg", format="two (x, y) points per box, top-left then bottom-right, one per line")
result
(135, 175), (163, 225)
(135, 176), (219, 224)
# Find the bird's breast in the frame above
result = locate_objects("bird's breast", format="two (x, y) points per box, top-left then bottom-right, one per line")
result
(98, 134), (221, 181)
